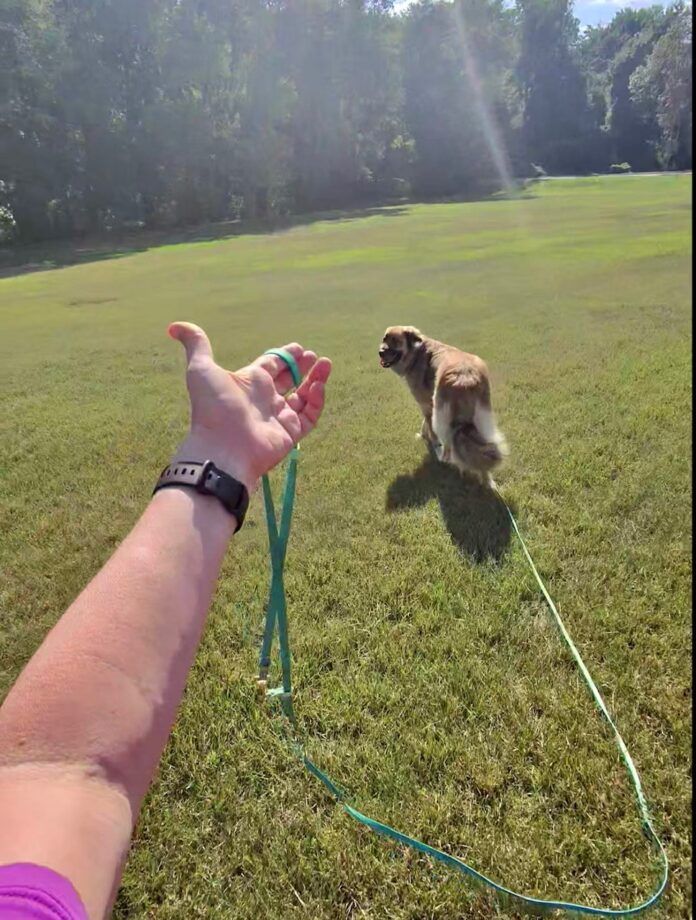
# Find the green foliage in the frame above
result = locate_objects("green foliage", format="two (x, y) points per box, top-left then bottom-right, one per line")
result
(0, 0), (692, 242)
(630, 3), (692, 169)
(0, 176), (691, 918)
(0, 210), (14, 241)
(514, 0), (605, 174)
(579, 3), (690, 172)
(402, 0), (515, 196)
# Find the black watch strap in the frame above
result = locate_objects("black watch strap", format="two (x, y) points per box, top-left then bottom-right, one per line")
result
(153, 460), (249, 532)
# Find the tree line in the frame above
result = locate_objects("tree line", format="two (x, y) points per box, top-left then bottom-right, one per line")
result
(0, 0), (692, 243)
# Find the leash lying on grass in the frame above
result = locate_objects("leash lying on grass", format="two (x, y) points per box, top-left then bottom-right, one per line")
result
(254, 348), (669, 917)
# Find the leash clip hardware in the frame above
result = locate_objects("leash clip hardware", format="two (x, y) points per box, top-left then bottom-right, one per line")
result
(266, 686), (293, 703)
(256, 664), (270, 702)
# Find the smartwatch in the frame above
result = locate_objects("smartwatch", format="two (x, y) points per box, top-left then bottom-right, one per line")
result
(153, 460), (249, 531)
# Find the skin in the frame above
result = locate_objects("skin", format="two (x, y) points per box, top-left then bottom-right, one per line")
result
(0, 322), (332, 919)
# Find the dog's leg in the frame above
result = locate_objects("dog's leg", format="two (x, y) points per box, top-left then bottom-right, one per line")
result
(431, 393), (453, 464)
(418, 414), (437, 444)
(465, 468), (497, 489)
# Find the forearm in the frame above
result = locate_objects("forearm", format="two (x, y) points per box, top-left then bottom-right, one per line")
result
(0, 487), (236, 914)
(1, 486), (235, 796)
(0, 326), (330, 919)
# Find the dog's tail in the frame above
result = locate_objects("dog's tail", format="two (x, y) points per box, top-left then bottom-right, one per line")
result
(452, 400), (508, 473)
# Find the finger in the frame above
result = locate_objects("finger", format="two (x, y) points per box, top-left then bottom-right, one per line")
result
(297, 380), (327, 436)
(304, 356), (332, 387)
(168, 322), (214, 367)
(283, 349), (317, 392)
(253, 343), (303, 380)
(282, 377), (327, 441)
(287, 357), (333, 410)
(253, 344), (318, 394)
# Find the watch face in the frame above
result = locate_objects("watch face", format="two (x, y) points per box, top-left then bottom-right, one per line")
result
(202, 463), (248, 522)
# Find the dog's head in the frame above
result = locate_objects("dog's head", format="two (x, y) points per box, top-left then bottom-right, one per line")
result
(379, 326), (424, 374)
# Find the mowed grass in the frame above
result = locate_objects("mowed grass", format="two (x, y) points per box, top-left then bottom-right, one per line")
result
(0, 176), (691, 919)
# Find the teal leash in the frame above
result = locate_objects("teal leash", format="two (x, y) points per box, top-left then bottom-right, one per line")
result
(257, 448), (299, 723)
(256, 349), (303, 723)
(256, 350), (668, 916)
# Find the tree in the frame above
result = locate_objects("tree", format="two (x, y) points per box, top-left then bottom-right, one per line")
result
(579, 6), (664, 155)
(403, 0), (515, 197)
(514, 0), (603, 174)
(0, 0), (692, 243)
(630, 3), (692, 169)
(277, 0), (402, 211)
(579, 4), (677, 171)
(0, 0), (74, 240)
(138, 0), (243, 226)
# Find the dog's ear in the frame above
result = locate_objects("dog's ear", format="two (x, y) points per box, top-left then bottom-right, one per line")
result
(403, 327), (423, 349)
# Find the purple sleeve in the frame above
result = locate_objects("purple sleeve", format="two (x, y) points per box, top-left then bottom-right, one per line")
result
(0, 865), (87, 920)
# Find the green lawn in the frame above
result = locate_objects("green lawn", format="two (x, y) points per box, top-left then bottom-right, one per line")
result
(0, 175), (691, 919)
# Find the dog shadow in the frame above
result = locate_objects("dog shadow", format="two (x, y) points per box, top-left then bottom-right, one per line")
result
(385, 453), (513, 562)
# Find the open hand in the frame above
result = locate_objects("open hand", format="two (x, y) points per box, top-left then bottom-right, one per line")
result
(168, 322), (332, 491)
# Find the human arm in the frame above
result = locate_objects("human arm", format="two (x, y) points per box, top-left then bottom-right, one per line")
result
(0, 323), (331, 918)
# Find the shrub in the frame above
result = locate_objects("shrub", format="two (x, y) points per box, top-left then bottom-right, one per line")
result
(0, 204), (16, 243)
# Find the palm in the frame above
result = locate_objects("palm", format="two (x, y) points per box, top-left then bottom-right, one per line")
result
(171, 323), (331, 489)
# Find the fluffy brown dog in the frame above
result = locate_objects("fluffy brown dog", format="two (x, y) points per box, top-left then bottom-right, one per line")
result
(379, 326), (507, 484)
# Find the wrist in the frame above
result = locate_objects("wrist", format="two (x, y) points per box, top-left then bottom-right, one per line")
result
(150, 484), (239, 537)
(172, 431), (258, 494)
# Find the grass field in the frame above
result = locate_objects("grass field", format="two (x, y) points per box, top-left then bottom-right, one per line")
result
(0, 175), (691, 919)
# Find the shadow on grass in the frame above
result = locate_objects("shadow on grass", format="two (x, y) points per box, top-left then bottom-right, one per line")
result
(0, 204), (411, 279)
(386, 453), (513, 562)
(0, 179), (542, 279)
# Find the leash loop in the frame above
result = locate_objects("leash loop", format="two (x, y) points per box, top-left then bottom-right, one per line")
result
(263, 348), (302, 388)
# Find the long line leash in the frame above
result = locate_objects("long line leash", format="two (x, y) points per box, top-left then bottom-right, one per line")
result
(255, 350), (668, 917)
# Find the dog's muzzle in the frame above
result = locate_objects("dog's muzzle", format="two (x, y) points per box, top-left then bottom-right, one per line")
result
(379, 346), (400, 368)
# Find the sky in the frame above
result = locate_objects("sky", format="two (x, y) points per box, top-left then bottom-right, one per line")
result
(392, 0), (667, 28)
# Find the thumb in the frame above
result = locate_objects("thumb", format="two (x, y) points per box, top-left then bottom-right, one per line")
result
(168, 322), (214, 366)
